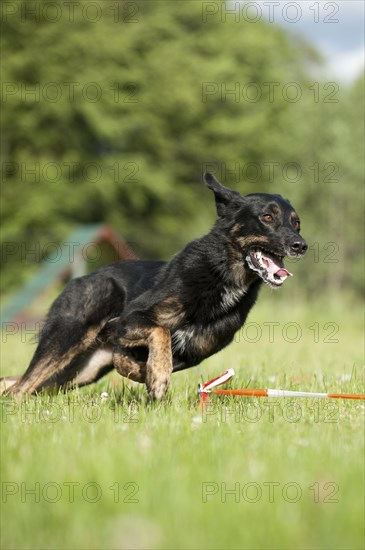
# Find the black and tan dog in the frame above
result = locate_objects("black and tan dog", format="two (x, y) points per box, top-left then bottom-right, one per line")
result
(1, 174), (307, 399)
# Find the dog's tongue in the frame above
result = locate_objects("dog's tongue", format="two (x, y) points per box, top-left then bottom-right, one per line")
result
(275, 268), (291, 278)
(261, 252), (292, 279)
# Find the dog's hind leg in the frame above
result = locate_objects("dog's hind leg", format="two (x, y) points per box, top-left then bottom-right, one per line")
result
(6, 323), (105, 395)
(0, 319), (96, 395)
(5, 275), (125, 396)
(1, 346), (114, 396)
(58, 346), (114, 389)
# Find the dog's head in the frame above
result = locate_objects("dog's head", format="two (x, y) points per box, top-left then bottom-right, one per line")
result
(204, 172), (307, 288)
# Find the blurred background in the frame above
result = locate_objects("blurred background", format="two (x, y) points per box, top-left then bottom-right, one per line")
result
(1, 0), (364, 316)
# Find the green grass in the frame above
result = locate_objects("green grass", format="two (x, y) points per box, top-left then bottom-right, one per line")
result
(1, 293), (364, 550)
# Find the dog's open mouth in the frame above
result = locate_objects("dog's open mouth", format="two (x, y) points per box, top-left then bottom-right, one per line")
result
(246, 248), (292, 288)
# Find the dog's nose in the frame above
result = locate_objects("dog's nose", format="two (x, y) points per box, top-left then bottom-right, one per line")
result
(290, 240), (308, 255)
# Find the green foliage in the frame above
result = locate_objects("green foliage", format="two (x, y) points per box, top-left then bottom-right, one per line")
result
(1, 0), (363, 297)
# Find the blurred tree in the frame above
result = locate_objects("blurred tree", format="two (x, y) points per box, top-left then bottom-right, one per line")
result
(1, 1), (363, 298)
(278, 73), (364, 298)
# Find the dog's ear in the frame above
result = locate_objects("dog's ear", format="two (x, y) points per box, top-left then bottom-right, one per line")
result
(203, 173), (241, 217)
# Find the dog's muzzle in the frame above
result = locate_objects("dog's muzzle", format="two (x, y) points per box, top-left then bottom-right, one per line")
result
(246, 237), (307, 288)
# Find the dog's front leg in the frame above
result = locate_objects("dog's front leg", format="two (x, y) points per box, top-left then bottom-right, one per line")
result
(115, 321), (173, 400)
(145, 326), (173, 400)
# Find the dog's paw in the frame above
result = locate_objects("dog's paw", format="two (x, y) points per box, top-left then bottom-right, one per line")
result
(146, 371), (171, 400)
(0, 377), (21, 396)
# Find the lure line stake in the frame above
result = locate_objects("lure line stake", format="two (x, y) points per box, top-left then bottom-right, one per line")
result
(199, 369), (365, 407)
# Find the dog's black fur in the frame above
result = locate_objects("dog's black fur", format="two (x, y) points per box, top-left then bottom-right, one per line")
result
(1, 174), (307, 399)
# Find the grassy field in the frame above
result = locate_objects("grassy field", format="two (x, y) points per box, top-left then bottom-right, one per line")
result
(1, 292), (364, 550)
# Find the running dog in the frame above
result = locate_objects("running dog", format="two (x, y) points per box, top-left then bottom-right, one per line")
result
(1, 173), (307, 399)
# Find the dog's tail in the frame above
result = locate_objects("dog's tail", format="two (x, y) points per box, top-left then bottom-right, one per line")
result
(0, 376), (20, 394)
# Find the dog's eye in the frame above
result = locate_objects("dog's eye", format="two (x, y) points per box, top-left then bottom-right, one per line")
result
(262, 214), (273, 223)
(293, 219), (300, 230)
